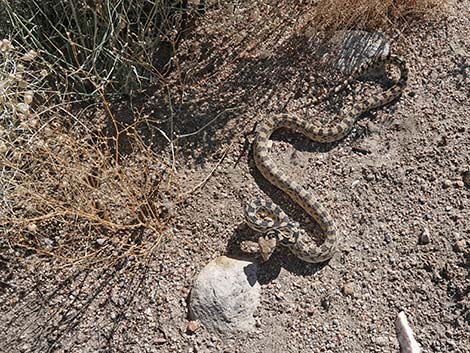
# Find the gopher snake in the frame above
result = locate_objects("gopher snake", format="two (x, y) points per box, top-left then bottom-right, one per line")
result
(245, 54), (408, 263)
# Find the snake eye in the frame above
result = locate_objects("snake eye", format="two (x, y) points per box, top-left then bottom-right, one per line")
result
(266, 229), (279, 240)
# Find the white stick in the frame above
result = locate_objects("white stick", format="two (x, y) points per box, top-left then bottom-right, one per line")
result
(395, 311), (422, 353)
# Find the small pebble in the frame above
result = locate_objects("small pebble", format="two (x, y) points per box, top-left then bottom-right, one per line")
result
(365, 173), (375, 182)
(418, 228), (431, 245)
(27, 223), (37, 232)
(96, 238), (106, 246)
(374, 336), (388, 346)
(20, 344), (31, 352)
(0, 142), (7, 154)
(462, 171), (470, 187)
(186, 320), (200, 334)
(383, 233), (392, 244)
(443, 179), (452, 188)
(306, 306), (316, 316)
(455, 180), (464, 188)
(155, 337), (167, 344)
(342, 282), (355, 296)
(454, 239), (467, 253)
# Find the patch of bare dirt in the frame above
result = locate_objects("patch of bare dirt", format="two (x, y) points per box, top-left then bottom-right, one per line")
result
(1, 0), (469, 352)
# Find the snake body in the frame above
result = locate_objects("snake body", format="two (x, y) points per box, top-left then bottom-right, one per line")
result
(245, 54), (408, 263)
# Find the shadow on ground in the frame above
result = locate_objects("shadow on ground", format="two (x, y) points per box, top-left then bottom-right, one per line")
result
(108, 10), (393, 166)
(226, 223), (331, 284)
(0, 254), (157, 352)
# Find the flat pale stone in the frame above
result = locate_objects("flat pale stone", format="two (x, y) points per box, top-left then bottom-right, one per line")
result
(314, 30), (390, 76)
(332, 30), (390, 74)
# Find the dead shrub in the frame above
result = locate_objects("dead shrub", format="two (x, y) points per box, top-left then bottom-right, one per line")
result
(309, 0), (448, 31)
(0, 40), (177, 269)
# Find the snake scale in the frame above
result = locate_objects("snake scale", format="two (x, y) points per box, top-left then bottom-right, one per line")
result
(245, 53), (408, 263)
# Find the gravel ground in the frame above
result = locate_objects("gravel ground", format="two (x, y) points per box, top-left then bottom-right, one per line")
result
(1, 0), (469, 352)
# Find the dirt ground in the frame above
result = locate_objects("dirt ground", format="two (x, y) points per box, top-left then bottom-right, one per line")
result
(1, 0), (469, 352)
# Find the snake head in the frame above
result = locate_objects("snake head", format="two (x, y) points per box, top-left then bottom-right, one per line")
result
(274, 224), (300, 246)
(258, 235), (277, 262)
(258, 224), (300, 262)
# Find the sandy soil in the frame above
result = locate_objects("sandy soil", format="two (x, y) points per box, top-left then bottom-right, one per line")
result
(1, 0), (469, 352)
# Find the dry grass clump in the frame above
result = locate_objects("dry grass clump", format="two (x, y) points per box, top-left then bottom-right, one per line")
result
(0, 40), (177, 269)
(309, 0), (447, 30)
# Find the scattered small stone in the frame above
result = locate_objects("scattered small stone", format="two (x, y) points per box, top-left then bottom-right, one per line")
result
(455, 180), (464, 188)
(306, 306), (316, 316)
(447, 339), (456, 347)
(181, 287), (190, 297)
(454, 239), (467, 253)
(374, 336), (388, 346)
(365, 173), (375, 182)
(155, 337), (167, 344)
(0, 142), (7, 154)
(366, 121), (381, 134)
(96, 238), (106, 246)
(462, 171), (470, 187)
(321, 297), (331, 310)
(240, 240), (259, 254)
(342, 282), (355, 296)
(44, 238), (53, 246)
(186, 320), (200, 334)
(443, 179), (452, 188)
(437, 135), (447, 146)
(384, 233), (392, 244)
(27, 223), (37, 232)
(418, 228), (431, 245)
(20, 343), (31, 352)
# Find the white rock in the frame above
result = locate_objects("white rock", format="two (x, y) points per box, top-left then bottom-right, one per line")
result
(96, 238), (106, 246)
(16, 102), (30, 114)
(395, 311), (422, 353)
(321, 31), (390, 76)
(27, 223), (37, 232)
(189, 256), (260, 335)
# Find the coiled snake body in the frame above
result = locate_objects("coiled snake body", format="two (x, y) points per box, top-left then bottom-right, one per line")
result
(245, 54), (408, 263)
